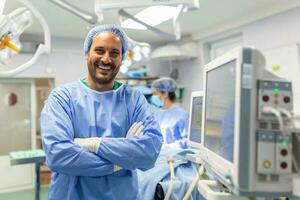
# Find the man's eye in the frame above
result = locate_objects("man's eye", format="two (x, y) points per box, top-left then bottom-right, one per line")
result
(96, 50), (104, 54)
(111, 52), (120, 57)
(94, 48), (104, 53)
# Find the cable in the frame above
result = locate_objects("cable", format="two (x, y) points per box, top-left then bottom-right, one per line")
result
(277, 108), (293, 119)
(274, 109), (300, 174)
(182, 165), (205, 200)
(290, 113), (300, 132)
(262, 106), (284, 131)
(164, 156), (175, 200)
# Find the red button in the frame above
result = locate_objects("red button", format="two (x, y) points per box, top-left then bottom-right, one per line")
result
(281, 149), (288, 156)
(284, 96), (290, 103)
(262, 95), (269, 102)
(281, 162), (288, 169)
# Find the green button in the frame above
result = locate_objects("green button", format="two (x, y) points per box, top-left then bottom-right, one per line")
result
(280, 140), (288, 146)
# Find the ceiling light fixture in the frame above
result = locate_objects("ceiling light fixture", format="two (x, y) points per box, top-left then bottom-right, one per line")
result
(121, 5), (179, 30)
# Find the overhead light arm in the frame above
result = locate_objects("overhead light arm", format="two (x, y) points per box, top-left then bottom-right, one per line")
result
(48, 0), (98, 24)
(0, 0), (51, 77)
(95, 0), (199, 10)
(173, 4), (185, 41)
(119, 8), (183, 41)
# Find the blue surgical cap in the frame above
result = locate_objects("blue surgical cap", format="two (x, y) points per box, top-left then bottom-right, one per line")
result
(83, 24), (129, 61)
(152, 77), (177, 93)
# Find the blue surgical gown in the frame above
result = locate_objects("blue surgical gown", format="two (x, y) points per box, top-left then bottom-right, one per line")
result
(154, 105), (188, 148)
(41, 80), (163, 200)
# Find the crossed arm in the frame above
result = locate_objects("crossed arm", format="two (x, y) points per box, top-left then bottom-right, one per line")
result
(74, 122), (144, 171)
(41, 90), (163, 177)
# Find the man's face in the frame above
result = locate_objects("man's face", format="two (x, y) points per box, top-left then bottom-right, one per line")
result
(87, 32), (123, 84)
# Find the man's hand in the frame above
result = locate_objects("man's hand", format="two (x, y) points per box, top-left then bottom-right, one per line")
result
(126, 122), (144, 138)
(74, 122), (144, 172)
(74, 137), (101, 153)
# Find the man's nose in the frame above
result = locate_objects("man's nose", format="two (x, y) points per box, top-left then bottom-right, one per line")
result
(101, 52), (112, 64)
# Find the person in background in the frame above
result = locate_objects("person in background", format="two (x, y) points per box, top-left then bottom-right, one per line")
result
(151, 77), (189, 148)
(41, 24), (163, 200)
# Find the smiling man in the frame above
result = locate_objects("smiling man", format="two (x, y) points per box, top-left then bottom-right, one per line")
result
(41, 24), (163, 200)
(85, 28), (123, 90)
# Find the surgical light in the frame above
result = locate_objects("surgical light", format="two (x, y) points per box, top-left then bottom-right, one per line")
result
(0, 0), (51, 77)
(133, 45), (141, 53)
(121, 5), (179, 30)
(132, 46), (142, 61)
(120, 64), (129, 73)
(132, 52), (142, 62)
(0, 7), (33, 65)
(0, 35), (20, 53)
(126, 38), (151, 64)
(121, 59), (131, 72)
(142, 46), (151, 56)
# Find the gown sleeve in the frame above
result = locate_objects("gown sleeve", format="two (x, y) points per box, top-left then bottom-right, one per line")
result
(173, 111), (189, 148)
(41, 87), (115, 177)
(97, 91), (163, 171)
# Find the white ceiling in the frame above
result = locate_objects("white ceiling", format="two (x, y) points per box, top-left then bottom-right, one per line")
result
(3, 0), (300, 44)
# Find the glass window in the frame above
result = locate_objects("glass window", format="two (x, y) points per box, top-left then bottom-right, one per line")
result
(208, 35), (242, 61)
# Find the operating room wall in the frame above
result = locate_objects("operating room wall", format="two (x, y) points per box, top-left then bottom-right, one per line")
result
(242, 6), (300, 51)
(13, 52), (88, 86)
(170, 6), (300, 111)
(171, 55), (203, 111)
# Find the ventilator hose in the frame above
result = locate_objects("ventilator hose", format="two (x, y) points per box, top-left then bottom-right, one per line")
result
(182, 165), (205, 200)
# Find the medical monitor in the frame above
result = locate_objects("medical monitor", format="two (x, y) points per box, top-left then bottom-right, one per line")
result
(200, 47), (293, 196)
(202, 46), (256, 192)
(204, 61), (236, 162)
(187, 91), (203, 149)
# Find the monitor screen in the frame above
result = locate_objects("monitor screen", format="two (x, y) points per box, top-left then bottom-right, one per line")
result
(204, 60), (236, 163)
(189, 95), (203, 144)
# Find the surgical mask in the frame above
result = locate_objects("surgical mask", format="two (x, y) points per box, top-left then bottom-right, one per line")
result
(150, 95), (164, 108)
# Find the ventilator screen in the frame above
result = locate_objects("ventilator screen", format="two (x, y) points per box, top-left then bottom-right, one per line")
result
(204, 60), (236, 163)
(189, 96), (203, 144)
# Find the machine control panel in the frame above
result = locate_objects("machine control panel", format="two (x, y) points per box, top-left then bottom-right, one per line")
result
(256, 131), (292, 175)
(257, 80), (293, 120)
(256, 80), (293, 176)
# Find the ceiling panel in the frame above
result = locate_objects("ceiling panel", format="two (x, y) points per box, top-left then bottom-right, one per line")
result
(3, 0), (300, 44)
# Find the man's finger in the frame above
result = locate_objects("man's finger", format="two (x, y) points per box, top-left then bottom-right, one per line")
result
(127, 122), (137, 137)
(130, 122), (142, 135)
(134, 125), (144, 136)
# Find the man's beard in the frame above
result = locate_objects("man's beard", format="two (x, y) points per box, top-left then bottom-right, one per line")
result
(88, 61), (119, 85)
